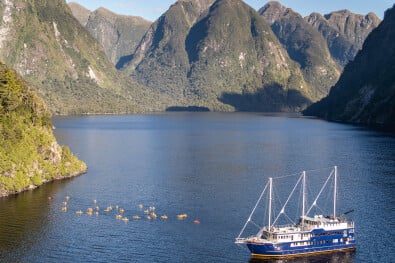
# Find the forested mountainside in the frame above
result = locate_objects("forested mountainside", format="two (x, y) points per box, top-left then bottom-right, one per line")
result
(81, 0), (379, 112)
(0, 0), (165, 114)
(121, 0), (313, 112)
(259, 1), (341, 100)
(1, 0), (382, 115)
(0, 62), (86, 197)
(304, 5), (395, 129)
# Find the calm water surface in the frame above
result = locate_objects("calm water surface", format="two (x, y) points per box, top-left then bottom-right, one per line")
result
(0, 113), (394, 262)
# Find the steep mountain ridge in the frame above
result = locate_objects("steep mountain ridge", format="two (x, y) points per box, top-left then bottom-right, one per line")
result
(259, 1), (341, 100)
(306, 10), (380, 66)
(0, 62), (86, 197)
(68, 1), (90, 26)
(123, 0), (311, 111)
(0, 0), (162, 114)
(122, 0), (215, 104)
(69, 4), (151, 67)
(303, 5), (395, 128)
(3, 0), (382, 114)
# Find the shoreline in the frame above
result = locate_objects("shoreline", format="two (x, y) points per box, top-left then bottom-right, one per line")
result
(0, 168), (87, 198)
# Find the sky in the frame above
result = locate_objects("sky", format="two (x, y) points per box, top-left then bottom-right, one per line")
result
(66, 0), (394, 22)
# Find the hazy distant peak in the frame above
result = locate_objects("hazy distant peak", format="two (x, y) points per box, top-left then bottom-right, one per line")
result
(324, 9), (352, 19)
(88, 6), (151, 25)
(68, 2), (91, 26)
(68, 1), (91, 12)
(323, 9), (381, 35)
(258, 1), (297, 25)
(261, 1), (286, 11)
(324, 9), (379, 22)
(95, 7), (116, 16)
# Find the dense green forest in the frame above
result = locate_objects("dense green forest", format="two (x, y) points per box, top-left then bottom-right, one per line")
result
(0, 62), (86, 196)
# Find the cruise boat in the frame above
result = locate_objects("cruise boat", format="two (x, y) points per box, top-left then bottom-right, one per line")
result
(235, 166), (356, 259)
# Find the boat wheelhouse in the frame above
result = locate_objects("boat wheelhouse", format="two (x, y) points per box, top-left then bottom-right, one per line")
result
(235, 166), (356, 259)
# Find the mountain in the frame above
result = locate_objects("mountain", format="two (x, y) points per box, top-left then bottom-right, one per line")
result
(259, 1), (341, 100)
(306, 10), (381, 67)
(68, 2), (91, 26)
(122, 0), (313, 112)
(303, 5), (395, 129)
(69, 4), (151, 67)
(0, 62), (87, 197)
(0, 0), (162, 114)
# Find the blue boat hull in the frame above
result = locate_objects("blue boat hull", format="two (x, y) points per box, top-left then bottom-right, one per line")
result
(247, 241), (356, 258)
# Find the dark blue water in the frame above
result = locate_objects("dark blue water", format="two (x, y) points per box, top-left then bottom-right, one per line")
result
(0, 113), (394, 262)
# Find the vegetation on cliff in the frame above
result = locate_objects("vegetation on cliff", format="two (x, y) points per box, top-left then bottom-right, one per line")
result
(306, 10), (380, 67)
(303, 5), (395, 129)
(69, 4), (151, 67)
(259, 2), (341, 100)
(122, 0), (311, 112)
(259, 1), (380, 100)
(0, 62), (87, 196)
(0, 0), (163, 115)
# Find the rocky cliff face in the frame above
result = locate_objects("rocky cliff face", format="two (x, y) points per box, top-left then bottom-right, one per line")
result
(0, 62), (87, 197)
(259, 1), (341, 100)
(303, 5), (395, 129)
(306, 10), (381, 67)
(69, 4), (151, 67)
(122, 0), (311, 112)
(0, 0), (161, 114)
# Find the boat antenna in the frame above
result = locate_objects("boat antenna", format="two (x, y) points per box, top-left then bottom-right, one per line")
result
(334, 166), (337, 218)
(302, 171), (306, 226)
(268, 177), (273, 228)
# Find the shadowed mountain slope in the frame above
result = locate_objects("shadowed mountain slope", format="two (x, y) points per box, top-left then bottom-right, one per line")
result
(304, 5), (395, 129)
(259, 1), (341, 99)
(122, 0), (312, 112)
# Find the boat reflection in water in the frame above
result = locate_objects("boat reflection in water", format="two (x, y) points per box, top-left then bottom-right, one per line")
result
(249, 250), (355, 263)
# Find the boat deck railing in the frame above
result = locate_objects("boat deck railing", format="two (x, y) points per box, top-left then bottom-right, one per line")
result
(235, 237), (266, 244)
(235, 237), (246, 244)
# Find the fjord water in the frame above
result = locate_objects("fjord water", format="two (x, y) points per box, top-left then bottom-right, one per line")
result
(0, 113), (394, 262)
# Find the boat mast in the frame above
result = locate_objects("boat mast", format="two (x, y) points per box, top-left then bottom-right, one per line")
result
(334, 166), (337, 218)
(268, 177), (273, 228)
(302, 171), (306, 226)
